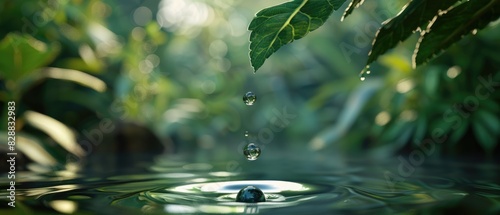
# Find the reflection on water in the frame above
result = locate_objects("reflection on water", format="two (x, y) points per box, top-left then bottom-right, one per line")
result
(1, 157), (500, 214)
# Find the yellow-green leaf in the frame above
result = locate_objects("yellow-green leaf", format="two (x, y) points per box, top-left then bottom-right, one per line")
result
(0, 33), (60, 81)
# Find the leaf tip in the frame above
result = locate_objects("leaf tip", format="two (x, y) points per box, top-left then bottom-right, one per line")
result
(251, 64), (259, 73)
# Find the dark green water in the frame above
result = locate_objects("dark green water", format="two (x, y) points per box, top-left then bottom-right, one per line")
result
(1, 156), (500, 214)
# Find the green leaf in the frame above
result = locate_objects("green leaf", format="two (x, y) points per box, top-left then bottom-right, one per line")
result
(367, 0), (460, 66)
(414, 0), (500, 66)
(481, 98), (500, 113)
(448, 120), (468, 144)
(472, 119), (497, 152)
(0, 33), (60, 81)
(475, 110), (500, 134)
(249, 0), (347, 72)
(413, 116), (427, 143)
(341, 0), (364, 21)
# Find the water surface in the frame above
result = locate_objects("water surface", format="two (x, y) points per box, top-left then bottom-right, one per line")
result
(2, 156), (499, 214)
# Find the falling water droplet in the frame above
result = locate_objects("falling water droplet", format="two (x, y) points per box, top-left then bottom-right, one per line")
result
(243, 143), (261, 160)
(236, 186), (266, 203)
(244, 131), (249, 138)
(243, 92), (256, 105)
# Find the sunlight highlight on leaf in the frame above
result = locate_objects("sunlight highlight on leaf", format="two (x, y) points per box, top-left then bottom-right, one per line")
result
(309, 80), (382, 150)
(87, 23), (122, 56)
(49, 200), (78, 214)
(16, 134), (58, 166)
(41, 67), (107, 92)
(378, 54), (412, 74)
(24, 111), (85, 157)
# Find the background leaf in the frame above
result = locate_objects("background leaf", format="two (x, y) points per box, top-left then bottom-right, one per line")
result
(0, 33), (60, 81)
(475, 110), (500, 135)
(341, 0), (365, 21)
(24, 111), (86, 158)
(367, 0), (459, 66)
(414, 0), (500, 66)
(249, 0), (347, 72)
(472, 119), (497, 153)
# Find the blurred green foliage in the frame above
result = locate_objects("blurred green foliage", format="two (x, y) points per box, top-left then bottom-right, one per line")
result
(0, 0), (499, 170)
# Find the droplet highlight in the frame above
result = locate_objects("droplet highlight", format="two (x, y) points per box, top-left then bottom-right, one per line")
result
(359, 66), (370, 81)
(236, 186), (266, 203)
(359, 73), (366, 81)
(243, 92), (256, 105)
(243, 143), (261, 161)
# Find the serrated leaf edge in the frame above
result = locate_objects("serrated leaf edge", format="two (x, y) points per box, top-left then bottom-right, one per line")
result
(249, 0), (310, 72)
(412, 0), (499, 67)
(341, 0), (365, 21)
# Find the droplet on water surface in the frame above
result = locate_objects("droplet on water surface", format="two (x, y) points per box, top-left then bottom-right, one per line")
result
(243, 143), (261, 161)
(236, 186), (266, 203)
(243, 92), (256, 105)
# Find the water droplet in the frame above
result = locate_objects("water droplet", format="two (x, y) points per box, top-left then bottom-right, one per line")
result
(243, 143), (261, 160)
(359, 74), (366, 81)
(243, 92), (256, 105)
(236, 186), (266, 203)
(359, 66), (370, 81)
(244, 131), (249, 138)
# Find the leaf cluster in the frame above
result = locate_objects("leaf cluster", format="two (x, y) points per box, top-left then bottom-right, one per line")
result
(249, 0), (500, 71)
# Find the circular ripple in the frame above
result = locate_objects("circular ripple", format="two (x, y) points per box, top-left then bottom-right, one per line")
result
(135, 180), (343, 214)
(168, 180), (312, 194)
